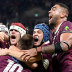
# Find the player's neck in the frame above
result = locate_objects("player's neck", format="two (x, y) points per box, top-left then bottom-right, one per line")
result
(54, 19), (67, 32)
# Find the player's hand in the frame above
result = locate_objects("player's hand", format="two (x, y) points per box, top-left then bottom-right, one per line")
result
(20, 53), (41, 62)
(19, 48), (40, 62)
(21, 48), (37, 57)
(26, 54), (41, 62)
(0, 32), (9, 42)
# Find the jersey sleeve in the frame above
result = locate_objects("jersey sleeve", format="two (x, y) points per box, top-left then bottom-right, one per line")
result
(62, 21), (72, 33)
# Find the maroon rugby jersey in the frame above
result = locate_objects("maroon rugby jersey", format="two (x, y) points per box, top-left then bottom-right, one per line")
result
(49, 21), (72, 72)
(0, 41), (32, 72)
(0, 56), (32, 72)
(32, 41), (53, 72)
(0, 40), (9, 49)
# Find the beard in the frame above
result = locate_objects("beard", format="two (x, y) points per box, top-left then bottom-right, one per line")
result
(49, 17), (58, 30)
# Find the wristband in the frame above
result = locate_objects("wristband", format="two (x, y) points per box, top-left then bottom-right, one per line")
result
(63, 42), (70, 49)
(55, 42), (63, 53)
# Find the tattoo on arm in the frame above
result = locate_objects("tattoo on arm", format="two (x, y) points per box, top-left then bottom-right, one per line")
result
(42, 44), (55, 54)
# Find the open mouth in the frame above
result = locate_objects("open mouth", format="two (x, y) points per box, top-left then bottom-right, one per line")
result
(49, 15), (52, 20)
(34, 37), (38, 42)
(11, 35), (16, 39)
(34, 36), (38, 42)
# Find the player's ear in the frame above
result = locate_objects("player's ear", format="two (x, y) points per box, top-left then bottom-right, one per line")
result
(60, 11), (66, 18)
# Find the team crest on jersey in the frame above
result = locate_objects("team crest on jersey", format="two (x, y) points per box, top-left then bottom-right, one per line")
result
(65, 26), (69, 30)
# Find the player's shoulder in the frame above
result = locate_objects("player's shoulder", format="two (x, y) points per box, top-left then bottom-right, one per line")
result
(61, 21), (72, 33)
(62, 21), (72, 29)
(63, 21), (72, 26)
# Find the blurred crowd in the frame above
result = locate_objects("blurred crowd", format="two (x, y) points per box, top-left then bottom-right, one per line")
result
(0, 0), (72, 34)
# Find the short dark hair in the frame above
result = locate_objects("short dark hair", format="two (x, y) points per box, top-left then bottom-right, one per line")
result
(55, 3), (69, 17)
(19, 34), (34, 50)
(55, 3), (69, 10)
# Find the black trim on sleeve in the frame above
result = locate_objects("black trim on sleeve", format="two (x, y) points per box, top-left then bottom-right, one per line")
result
(63, 42), (70, 49)
(55, 42), (63, 53)
(62, 31), (72, 33)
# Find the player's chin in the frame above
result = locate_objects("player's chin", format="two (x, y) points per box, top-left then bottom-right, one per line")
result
(10, 41), (17, 45)
(34, 42), (40, 47)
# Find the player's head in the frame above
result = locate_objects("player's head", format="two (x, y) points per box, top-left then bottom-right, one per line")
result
(18, 34), (34, 50)
(33, 23), (50, 47)
(0, 25), (9, 35)
(0, 25), (9, 48)
(49, 3), (69, 25)
(9, 23), (26, 45)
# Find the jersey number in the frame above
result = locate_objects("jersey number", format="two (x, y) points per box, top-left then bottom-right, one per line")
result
(3, 59), (23, 72)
